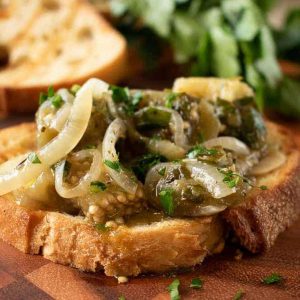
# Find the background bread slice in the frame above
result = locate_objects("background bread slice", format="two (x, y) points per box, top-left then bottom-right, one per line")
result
(0, 0), (127, 114)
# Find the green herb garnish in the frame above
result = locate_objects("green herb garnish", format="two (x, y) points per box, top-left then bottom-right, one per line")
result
(104, 160), (121, 172)
(90, 181), (107, 193)
(118, 296), (126, 300)
(259, 185), (268, 190)
(187, 145), (219, 159)
(219, 169), (241, 188)
(109, 85), (143, 116)
(232, 289), (244, 300)
(165, 92), (178, 108)
(159, 188), (175, 215)
(70, 84), (81, 95)
(131, 153), (167, 182)
(95, 223), (110, 232)
(27, 152), (41, 164)
(190, 277), (203, 289)
(262, 273), (283, 285)
(51, 94), (63, 109)
(39, 86), (63, 109)
(85, 144), (97, 149)
(167, 279), (180, 300)
(158, 167), (166, 176)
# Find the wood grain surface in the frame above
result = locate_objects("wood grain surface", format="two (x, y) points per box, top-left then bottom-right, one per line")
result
(0, 118), (299, 300)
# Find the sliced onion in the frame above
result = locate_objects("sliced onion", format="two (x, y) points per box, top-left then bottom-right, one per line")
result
(0, 154), (28, 175)
(204, 136), (250, 156)
(250, 150), (286, 176)
(135, 106), (188, 148)
(147, 139), (186, 161)
(50, 102), (72, 132)
(102, 118), (138, 194)
(0, 78), (109, 196)
(57, 88), (75, 103)
(185, 161), (235, 198)
(55, 149), (102, 198)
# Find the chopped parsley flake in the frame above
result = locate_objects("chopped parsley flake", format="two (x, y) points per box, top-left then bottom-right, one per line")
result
(159, 188), (175, 215)
(95, 223), (110, 232)
(90, 181), (107, 193)
(190, 277), (203, 289)
(165, 92), (178, 108)
(70, 84), (81, 95)
(187, 145), (219, 159)
(39, 86), (63, 109)
(27, 153), (41, 164)
(260, 185), (268, 190)
(85, 144), (97, 149)
(104, 160), (121, 172)
(167, 279), (180, 300)
(132, 153), (167, 182)
(158, 167), (166, 176)
(232, 289), (244, 300)
(262, 273), (283, 285)
(219, 169), (241, 188)
(109, 85), (143, 116)
(51, 94), (63, 108)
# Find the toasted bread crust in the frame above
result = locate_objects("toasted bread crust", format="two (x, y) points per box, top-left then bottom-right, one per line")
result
(0, 122), (299, 276)
(223, 123), (300, 252)
(0, 0), (127, 114)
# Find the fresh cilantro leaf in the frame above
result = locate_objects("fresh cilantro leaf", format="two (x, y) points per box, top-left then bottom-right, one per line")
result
(104, 160), (121, 172)
(51, 94), (63, 109)
(132, 153), (167, 182)
(27, 153), (41, 164)
(159, 188), (175, 215)
(109, 85), (143, 115)
(95, 223), (110, 232)
(232, 289), (244, 300)
(218, 168), (240, 188)
(262, 273), (283, 285)
(90, 181), (107, 193)
(165, 92), (178, 108)
(48, 86), (55, 97)
(110, 85), (130, 103)
(187, 145), (219, 159)
(190, 277), (203, 289)
(167, 278), (180, 300)
(70, 84), (81, 95)
(158, 166), (166, 176)
(259, 185), (268, 190)
(85, 144), (97, 149)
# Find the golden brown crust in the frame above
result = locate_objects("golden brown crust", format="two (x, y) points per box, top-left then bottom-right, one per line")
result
(0, 122), (299, 276)
(223, 123), (300, 252)
(0, 0), (127, 114)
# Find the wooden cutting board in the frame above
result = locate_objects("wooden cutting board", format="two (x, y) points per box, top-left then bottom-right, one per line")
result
(0, 119), (299, 300)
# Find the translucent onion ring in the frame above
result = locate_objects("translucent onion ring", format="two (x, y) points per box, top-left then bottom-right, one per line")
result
(55, 149), (102, 198)
(250, 149), (286, 176)
(102, 118), (138, 195)
(0, 78), (109, 196)
(204, 136), (250, 156)
(185, 160), (235, 198)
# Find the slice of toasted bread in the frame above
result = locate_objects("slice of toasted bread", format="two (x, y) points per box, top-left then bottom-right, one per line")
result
(0, 0), (127, 114)
(223, 122), (300, 253)
(0, 122), (299, 277)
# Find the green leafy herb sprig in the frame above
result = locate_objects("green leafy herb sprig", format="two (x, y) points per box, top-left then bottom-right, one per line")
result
(39, 86), (63, 108)
(109, 0), (300, 118)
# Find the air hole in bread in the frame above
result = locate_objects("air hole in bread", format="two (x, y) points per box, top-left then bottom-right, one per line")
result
(0, 45), (9, 68)
(42, 0), (60, 11)
(77, 27), (93, 40)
